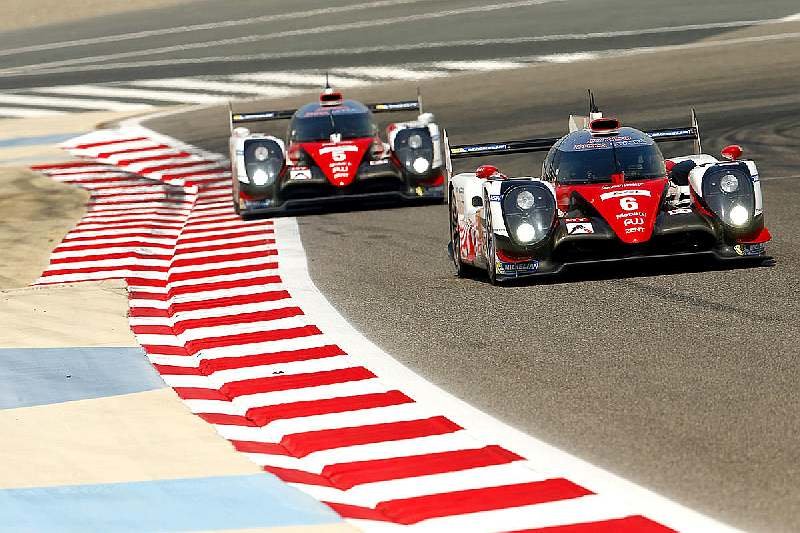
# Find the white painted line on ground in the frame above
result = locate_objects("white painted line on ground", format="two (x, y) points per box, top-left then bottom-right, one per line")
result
(433, 60), (527, 70)
(34, 85), (229, 104)
(0, 0), (432, 59)
(0, 106), (66, 117)
(0, 0), (564, 75)
(332, 66), (446, 81)
(131, 78), (304, 97)
(0, 93), (151, 112)
(230, 72), (371, 88)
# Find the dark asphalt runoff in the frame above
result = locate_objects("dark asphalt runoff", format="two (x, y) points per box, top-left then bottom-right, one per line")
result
(15, 1), (799, 531)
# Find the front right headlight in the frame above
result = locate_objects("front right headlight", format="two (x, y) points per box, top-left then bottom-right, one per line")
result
(502, 183), (556, 246)
(244, 139), (284, 187)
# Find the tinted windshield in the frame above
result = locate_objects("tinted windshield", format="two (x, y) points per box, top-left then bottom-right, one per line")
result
(290, 111), (374, 142)
(555, 143), (666, 184)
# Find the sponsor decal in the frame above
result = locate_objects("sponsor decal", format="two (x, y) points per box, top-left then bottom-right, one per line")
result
(451, 143), (508, 154)
(566, 222), (594, 234)
(648, 128), (694, 138)
(245, 198), (272, 209)
(623, 217), (645, 226)
(625, 226), (646, 234)
(489, 194), (502, 202)
(233, 112), (276, 121)
(734, 243), (766, 256)
(573, 138), (648, 150)
(374, 101), (418, 111)
(497, 259), (539, 274)
(616, 211), (647, 219)
(289, 167), (312, 181)
(599, 189), (652, 201)
(369, 158), (389, 166)
(668, 207), (693, 215)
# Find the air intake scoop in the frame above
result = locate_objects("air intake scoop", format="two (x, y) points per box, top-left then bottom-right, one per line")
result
(589, 117), (621, 135)
(320, 88), (344, 107)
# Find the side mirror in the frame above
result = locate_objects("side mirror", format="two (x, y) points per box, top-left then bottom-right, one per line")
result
(721, 145), (743, 161)
(471, 196), (483, 208)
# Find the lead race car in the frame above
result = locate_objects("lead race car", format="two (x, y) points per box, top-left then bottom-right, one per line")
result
(446, 98), (772, 284)
(228, 85), (444, 217)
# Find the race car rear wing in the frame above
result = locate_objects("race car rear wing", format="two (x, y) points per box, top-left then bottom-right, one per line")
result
(444, 109), (703, 172)
(442, 110), (703, 185)
(229, 96), (423, 131)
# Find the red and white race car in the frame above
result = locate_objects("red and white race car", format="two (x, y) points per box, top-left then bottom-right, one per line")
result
(228, 86), (444, 217)
(445, 99), (772, 284)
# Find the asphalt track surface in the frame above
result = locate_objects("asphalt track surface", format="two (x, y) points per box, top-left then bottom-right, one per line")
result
(10, 1), (800, 532)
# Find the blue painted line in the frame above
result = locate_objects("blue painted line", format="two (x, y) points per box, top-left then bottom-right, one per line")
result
(0, 474), (342, 532)
(0, 133), (81, 148)
(0, 347), (165, 409)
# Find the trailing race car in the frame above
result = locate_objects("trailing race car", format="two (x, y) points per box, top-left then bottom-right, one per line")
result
(228, 85), (444, 217)
(445, 99), (772, 284)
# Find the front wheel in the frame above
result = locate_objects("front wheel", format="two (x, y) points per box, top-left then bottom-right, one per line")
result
(484, 198), (499, 285)
(449, 192), (467, 278)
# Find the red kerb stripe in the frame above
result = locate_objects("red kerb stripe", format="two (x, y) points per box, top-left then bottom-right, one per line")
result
(281, 416), (461, 458)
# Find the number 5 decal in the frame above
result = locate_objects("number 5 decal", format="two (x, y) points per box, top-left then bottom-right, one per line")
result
(620, 197), (638, 211)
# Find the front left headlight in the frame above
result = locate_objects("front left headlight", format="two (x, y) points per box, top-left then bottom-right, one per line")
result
(502, 183), (556, 246)
(701, 164), (755, 231)
(395, 128), (433, 176)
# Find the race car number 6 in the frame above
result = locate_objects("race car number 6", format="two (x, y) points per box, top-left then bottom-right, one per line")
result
(620, 197), (639, 211)
(332, 151), (347, 162)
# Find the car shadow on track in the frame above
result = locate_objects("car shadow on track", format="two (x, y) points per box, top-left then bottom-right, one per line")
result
(241, 197), (443, 220)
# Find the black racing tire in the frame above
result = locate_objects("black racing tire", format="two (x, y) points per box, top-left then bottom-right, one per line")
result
(232, 180), (241, 215)
(449, 191), (467, 278)
(484, 196), (499, 285)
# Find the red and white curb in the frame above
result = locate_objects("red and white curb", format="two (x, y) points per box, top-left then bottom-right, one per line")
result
(31, 122), (738, 532)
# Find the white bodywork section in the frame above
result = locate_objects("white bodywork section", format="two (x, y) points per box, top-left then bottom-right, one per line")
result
(449, 172), (555, 266)
(670, 155), (764, 217)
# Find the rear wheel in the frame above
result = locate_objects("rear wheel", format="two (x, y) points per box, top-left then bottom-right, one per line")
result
(484, 198), (499, 285)
(449, 191), (467, 277)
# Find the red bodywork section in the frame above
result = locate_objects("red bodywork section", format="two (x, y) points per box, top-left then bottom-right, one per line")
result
(299, 138), (374, 187)
(556, 178), (667, 244)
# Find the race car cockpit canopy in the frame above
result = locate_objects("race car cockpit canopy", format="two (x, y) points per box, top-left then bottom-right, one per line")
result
(288, 100), (375, 142)
(545, 127), (667, 184)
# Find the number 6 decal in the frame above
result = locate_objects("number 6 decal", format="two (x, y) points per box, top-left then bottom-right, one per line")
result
(620, 197), (638, 211)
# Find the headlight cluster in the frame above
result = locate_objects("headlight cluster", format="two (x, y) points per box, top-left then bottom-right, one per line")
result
(395, 128), (433, 176)
(244, 139), (284, 187)
(700, 164), (755, 230)
(501, 183), (556, 246)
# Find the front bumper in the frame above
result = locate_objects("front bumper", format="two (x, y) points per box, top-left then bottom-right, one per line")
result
(492, 211), (770, 281)
(239, 161), (443, 216)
